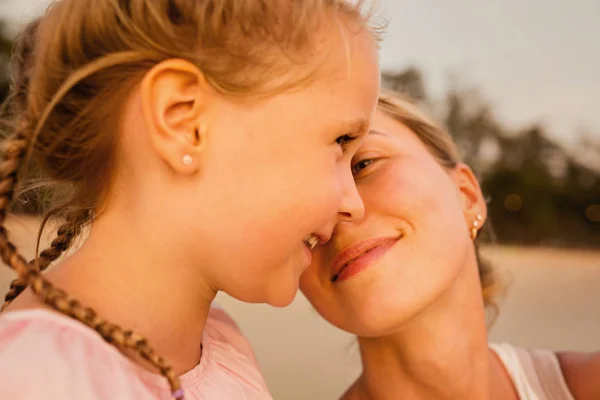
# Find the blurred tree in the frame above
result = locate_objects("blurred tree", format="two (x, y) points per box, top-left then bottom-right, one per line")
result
(382, 67), (600, 248)
(382, 67), (428, 102)
(0, 16), (43, 214)
(0, 20), (12, 104)
(1, 24), (599, 247)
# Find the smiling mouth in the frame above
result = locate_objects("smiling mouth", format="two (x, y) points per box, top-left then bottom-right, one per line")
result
(330, 235), (402, 282)
(331, 248), (378, 282)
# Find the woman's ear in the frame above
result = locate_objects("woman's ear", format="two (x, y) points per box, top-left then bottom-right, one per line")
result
(450, 162), (488, 226)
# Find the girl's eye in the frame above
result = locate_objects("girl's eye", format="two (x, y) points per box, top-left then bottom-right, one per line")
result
(336, 134), (358, 151)
(351, 159), (374, 176)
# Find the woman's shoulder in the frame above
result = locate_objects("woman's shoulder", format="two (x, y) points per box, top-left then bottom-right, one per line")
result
(491, 341), (598, 400)
(556, 350), (600, 400)
(0, 309), (156, 399)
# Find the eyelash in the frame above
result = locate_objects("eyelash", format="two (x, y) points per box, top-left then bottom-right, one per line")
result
(351, 159), (374, 176)
(336, 134), (358, 151)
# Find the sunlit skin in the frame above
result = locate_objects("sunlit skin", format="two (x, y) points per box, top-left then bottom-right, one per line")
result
(8, 23), (381, 376)
(300, 109), (600, 400)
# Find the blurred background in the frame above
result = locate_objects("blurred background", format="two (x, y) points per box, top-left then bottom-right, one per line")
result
(0, 1), (599, 399)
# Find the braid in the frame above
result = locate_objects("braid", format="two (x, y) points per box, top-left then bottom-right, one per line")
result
(0, 130), (35, 286)
(0, 133), (184, 396)
(37, 208), (91, 269)
(26, 280), (183, 396)
(2, 208), (91, 308)
(0, 16), (184, 399)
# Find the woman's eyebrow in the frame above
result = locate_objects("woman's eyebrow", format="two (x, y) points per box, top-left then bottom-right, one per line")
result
(368, 129), (388, 137)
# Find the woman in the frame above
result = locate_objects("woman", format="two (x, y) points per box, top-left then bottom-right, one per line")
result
(300, 90), (599, 400)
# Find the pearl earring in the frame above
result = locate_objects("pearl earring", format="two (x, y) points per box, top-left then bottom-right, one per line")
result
(182, 154), (193, 166)
(471, 214), (483, 240)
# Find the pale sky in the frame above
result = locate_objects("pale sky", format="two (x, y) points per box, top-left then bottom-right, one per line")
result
(2, 0), (599, 147)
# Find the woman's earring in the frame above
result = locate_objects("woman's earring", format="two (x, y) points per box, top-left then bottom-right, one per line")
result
(182, 154), (193, 166)
(471, 214), (483, 240)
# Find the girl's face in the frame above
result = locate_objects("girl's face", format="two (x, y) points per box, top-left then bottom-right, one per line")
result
(299, 109), (487, 334)
(177, 27), (381, 306)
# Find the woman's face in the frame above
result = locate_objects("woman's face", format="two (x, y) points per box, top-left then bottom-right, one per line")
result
(300, 109), (487, 336)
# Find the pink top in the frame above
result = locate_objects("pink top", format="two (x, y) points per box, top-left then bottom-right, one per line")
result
(0, 306), (272, 399)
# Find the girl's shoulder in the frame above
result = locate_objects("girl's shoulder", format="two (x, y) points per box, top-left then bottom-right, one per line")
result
(0, 306), (273, 399)
(0, 309), (157, 399)
(204, 304), (255, 355)
(190, 306), (272, 398)
(338, 378), (364, 400)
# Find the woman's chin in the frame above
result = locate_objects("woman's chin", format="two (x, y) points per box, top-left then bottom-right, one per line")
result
(326, 309), (399, 338)
(330, 300), (433, 338)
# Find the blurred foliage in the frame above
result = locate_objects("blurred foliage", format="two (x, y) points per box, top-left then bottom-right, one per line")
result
(383, 68), (600, 248)
(0, 19), (598, 247)
(0, 20), (11, 102)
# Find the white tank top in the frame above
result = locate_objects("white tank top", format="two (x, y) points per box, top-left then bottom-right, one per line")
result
(489, 342), (576, 400)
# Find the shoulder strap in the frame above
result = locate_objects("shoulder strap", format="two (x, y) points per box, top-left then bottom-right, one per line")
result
(523, 348), (576, 400)
(491, 342), (542, 400)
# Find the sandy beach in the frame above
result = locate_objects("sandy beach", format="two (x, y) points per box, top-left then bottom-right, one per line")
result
(1, 215), (599, 399)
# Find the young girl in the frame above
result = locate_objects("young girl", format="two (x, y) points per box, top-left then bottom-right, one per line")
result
(0, 1), (381, 399)
(300, 90), (600, 400)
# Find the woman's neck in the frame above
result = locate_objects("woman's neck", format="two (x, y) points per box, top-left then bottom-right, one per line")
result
(350, 264), (517, 400)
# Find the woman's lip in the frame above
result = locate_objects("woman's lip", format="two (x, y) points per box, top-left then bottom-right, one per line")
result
(330, 236), (400, 281)
(332, 240), (397, 283)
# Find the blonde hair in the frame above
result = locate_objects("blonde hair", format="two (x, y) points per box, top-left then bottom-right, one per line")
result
(377, 89), (503, 316)
(0, 1), (378, 396)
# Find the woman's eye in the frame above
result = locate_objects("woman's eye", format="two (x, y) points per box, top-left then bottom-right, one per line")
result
(351, 159), (374, 176)
(336, 134), (357, 151)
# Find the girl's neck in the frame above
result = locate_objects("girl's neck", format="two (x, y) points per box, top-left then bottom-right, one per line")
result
(351, 263), (518, 400)
(16, 206), (217, 375)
